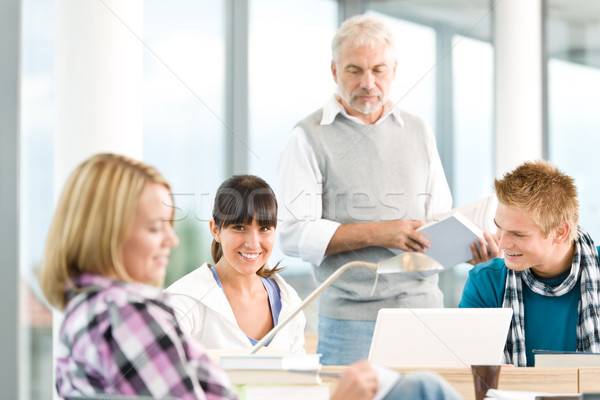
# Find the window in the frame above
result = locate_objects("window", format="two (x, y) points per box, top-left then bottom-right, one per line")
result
(143, 1), (228, 286)
(248, 0), (337, 192)
(20, 0), (56, 397)
(371, 12), (437, 128)
(248, 0), (338, 331)
(546, 1), (600, 239)
(446, 34), (494, 306)
(452, 35), (493, 207)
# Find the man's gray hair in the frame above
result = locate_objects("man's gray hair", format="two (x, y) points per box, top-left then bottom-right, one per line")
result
(331, 14), (397, 63)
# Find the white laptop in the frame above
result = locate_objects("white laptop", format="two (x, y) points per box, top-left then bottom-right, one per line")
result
(368, 308), (512, 368)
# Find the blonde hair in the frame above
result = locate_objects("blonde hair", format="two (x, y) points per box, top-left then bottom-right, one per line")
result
(331, 14), (397, 64)
(494, 160), (579, 242)
(40, 153), (171, 310)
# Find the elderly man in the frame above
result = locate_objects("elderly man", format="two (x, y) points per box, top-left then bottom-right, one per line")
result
(277, 14), (498, 365)
(459, 160), (600, 366)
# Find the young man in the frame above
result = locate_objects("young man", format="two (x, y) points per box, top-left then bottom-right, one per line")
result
(459, 160), (600, 366)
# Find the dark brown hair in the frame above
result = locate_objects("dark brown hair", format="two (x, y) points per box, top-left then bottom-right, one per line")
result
(211, 175), (283, 277)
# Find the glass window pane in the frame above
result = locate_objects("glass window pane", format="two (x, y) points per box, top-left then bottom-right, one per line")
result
(247, 0), (337, 264)
(369, 12), (437, 126)
(21, 0), (56, 398)
(248, 0), (337, 185)
(143, 1), (227, 286)
(548, 59), (600, 237)
(547, 1), (600, 240)
(248, 0), (338, 333)
(452, 35), (493, 206)
(447, 34), (494, 307)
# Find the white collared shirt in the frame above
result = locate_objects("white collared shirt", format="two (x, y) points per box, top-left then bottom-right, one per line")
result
(277, 95), (452, 266)
(165, 263), (306, 354)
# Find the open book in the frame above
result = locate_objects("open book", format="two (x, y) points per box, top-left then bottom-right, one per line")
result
(389, 195), (498, 274)
(434, 194), (497, 232)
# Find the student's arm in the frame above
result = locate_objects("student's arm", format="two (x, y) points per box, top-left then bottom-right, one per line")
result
(331, 360), (378, 400)
(458, 272), (489, 308)
(165, 293), (202, 336)
(458, 262), (506, 308)
(287, 306), (307, 355)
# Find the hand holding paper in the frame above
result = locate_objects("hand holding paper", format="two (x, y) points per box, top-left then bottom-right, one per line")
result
(389, 195), (500, 275)
(375, 219), (431, 252)
(470, 231), (502, 265)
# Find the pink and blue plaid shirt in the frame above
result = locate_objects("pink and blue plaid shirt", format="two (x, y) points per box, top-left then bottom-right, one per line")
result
(56, 273), (237, 400)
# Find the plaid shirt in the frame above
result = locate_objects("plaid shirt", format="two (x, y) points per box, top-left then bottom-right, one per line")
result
(56, 273), (237, 400)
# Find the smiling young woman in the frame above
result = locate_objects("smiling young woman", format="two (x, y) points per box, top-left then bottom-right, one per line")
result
(165, 175), (306, 354)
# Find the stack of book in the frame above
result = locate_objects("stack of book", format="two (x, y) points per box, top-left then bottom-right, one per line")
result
(485, 388), (582, 400)
(219, 353), (330, 400)
(533, 350), (600, 367)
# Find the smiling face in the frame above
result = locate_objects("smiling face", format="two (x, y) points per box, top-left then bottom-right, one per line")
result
(121, 182), (179, 284)
(332, 39), (397, 124)
(494, 202), (572, 278)
(210, 218), (275, 277)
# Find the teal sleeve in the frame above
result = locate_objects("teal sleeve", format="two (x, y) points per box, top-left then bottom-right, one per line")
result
(458, 258), (506, 308)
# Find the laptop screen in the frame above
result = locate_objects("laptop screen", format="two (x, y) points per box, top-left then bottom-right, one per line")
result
(368, 308), (512, 368)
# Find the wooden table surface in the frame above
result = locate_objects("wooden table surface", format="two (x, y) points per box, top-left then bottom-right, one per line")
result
(320, 366), (600, 400)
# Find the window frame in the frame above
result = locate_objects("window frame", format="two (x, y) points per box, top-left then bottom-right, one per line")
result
(0, 0), (21, 398)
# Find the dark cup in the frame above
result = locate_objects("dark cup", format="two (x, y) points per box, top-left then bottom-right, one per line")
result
(471, 365), (502, 400)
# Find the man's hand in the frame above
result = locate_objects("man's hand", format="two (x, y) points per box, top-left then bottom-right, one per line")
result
(325, 219), (430, 256)
(376, 219), (430, 252)
(331, 360), (378, 400)
(469, 231), (502, 265)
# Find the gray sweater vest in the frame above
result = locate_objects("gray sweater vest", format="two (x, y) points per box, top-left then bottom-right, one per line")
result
(297, 109), (443, 321)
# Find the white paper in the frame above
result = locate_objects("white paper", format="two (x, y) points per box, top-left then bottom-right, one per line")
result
(372, 363), (402, 400)
(389, 211), (482, 273)
(486, 389), (580, 400)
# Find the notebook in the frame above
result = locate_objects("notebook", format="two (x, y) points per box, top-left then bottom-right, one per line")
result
(368, 308), (512, 368)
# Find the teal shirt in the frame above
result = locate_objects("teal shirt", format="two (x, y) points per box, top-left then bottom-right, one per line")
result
(458, 258), (581, 366)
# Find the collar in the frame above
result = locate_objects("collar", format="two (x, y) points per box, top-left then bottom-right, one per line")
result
(166, 263), (296, 305)
(321, 94), (405, 126)
(72, 272), (115, 288)
(72, 272), (157, 293)
(65, 273), (163, 308)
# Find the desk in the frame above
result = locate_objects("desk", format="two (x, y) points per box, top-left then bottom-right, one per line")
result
(579, 367), (600, 393)
(321, 366), (596, 400)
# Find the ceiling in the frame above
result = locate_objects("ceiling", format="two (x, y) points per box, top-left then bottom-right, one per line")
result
(368, 0), (600, 68)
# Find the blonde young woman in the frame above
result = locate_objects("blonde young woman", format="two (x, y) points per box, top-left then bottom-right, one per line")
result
(41, 153), (235, 399)
(40, 153), (398, 400)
